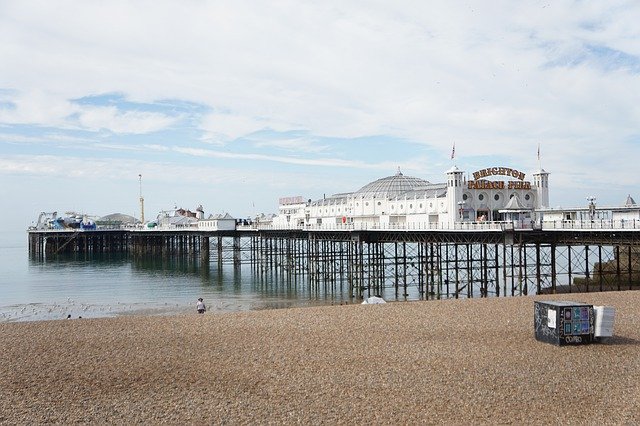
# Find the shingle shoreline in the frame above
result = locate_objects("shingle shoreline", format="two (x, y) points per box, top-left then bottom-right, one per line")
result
(1, 292), (639, 424)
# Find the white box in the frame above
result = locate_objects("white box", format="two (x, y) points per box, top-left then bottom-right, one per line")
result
(593, 306), (615, 337)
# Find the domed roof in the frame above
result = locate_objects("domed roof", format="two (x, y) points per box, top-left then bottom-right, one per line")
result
(354, 169), (431, 199)
(97, 213), (139, 224)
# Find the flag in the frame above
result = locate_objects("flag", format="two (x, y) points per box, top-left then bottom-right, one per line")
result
(451, 142), (455, 160)
(537, 143), (540, 161)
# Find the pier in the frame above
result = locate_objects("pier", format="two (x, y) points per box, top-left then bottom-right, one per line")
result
(27, 222), (640, 300)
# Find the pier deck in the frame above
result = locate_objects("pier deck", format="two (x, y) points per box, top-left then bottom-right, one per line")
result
(27, 224), (640, 300)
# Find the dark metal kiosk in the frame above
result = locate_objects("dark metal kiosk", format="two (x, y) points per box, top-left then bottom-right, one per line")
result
(534, 301), (595, 346)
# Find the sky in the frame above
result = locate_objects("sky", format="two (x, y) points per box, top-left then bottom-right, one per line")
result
(1, 0), (640, 230)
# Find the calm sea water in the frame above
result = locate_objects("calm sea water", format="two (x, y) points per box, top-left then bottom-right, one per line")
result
(0, 230), (356, 323)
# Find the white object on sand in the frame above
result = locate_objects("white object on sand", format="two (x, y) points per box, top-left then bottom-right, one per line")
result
(362, 296), (386, 305)
(593, 306), (615, 338)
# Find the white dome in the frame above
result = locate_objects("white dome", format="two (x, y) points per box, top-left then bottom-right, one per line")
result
(354, 170), (430, 199)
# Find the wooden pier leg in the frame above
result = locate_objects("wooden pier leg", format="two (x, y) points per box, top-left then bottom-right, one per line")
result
(517, 244), (523, 296)
(536, 243), (541, 295)
(598, 245), (603, 292)
(418, 242), (425, 298)
(481, 244), (488, 297)
(584, 245), (590, 293)
(454, 243), (459, 299)
(368, 242), (375, 296)
(466, 244), (472, 298)
(347, 239), (353, 298)
(568, 246), (573, 292)
(445, 244), (451, 299)
(402, 242), (408, 297)
(380, 242), (387, 297)
(200, 236), (209, 263)
(615, 245), (621, 291)
(494, 244), (500, 297)
(359, 240), (366, 299)
(510, 244), (515, 296)
(502, 244), (507, 297)
(628, 245), (633, 291)
(233, 236), (240, 268)
(394, 242), (399, 298)
(435, 243), (448, 300)
(551, 244), (557, 294)
(523, 244), (528, 296)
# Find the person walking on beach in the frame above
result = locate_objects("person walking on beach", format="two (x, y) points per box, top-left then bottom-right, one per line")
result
(196, 298), (206, 314)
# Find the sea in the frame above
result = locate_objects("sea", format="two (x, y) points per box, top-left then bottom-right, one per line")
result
(0, 229), (357, 323)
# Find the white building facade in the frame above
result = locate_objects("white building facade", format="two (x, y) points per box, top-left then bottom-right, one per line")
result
(272, 166), (550, 228)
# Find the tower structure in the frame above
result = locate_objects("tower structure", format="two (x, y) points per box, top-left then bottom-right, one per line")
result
(532, 169), (550, 208)
(139, 174), (145, 224)
(446, 165), (465, 224)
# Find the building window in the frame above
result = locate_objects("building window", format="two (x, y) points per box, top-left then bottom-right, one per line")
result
(377, 201), (381, 206)
(479, 194), (484, 201)
(494, 194), (500, 201)
(409, 204), (413, 209)
(429, 203), (433, 208)
(462, 194), (468, 201)
(525, 194), (531, 201)
(391, 205), (394, 210)
(419, 203), (423, 208)
(365, 202), (369, 206)
(400, 204), (403, 209)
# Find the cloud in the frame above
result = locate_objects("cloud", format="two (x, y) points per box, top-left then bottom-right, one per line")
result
(172, 146), (394, 170)
(248, 134), (329, 154)
(198, 112), (277, 144)
(2, 2), (639, 148)
(0, 90), (179, 134)
(0, 90), (77, 128)
(75, 106), (179, 134)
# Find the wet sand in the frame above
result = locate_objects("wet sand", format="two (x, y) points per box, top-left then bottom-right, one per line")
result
(1, 292), (639, 424)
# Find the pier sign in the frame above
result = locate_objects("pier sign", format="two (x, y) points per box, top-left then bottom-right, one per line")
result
(473, 167), (526, 181)
(279, 196), (305, 205)
(468, 166), (531, 190)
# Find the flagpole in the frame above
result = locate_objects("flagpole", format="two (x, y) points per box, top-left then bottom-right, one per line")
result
(451, 142), (456, 166)
(537, 143), (541, 170)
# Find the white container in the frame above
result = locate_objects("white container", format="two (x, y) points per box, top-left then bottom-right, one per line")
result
(593, 306), (615, 338)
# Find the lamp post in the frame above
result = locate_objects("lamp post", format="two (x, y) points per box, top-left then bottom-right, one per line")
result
(139, 174), (145, 224)
(587, 196), (596, 221)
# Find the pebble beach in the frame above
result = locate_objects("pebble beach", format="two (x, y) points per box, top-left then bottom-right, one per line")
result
(1, 291), (639, 424)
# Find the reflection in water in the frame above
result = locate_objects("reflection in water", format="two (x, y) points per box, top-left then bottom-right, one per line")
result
(4, 251), (360, 322)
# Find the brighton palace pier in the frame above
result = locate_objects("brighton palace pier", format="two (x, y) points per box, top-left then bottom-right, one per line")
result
(272, 166), (549, 229)
(28, 165), (640, 300)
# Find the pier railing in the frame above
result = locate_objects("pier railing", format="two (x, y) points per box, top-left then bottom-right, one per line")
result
(237, 219), (640, 232)
(239, 221), (506, 232)
(540, 219), (640, 230)
(29, 218), (640, 233)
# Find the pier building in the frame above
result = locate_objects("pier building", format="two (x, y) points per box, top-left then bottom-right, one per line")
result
(272, 165), (549, 228)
